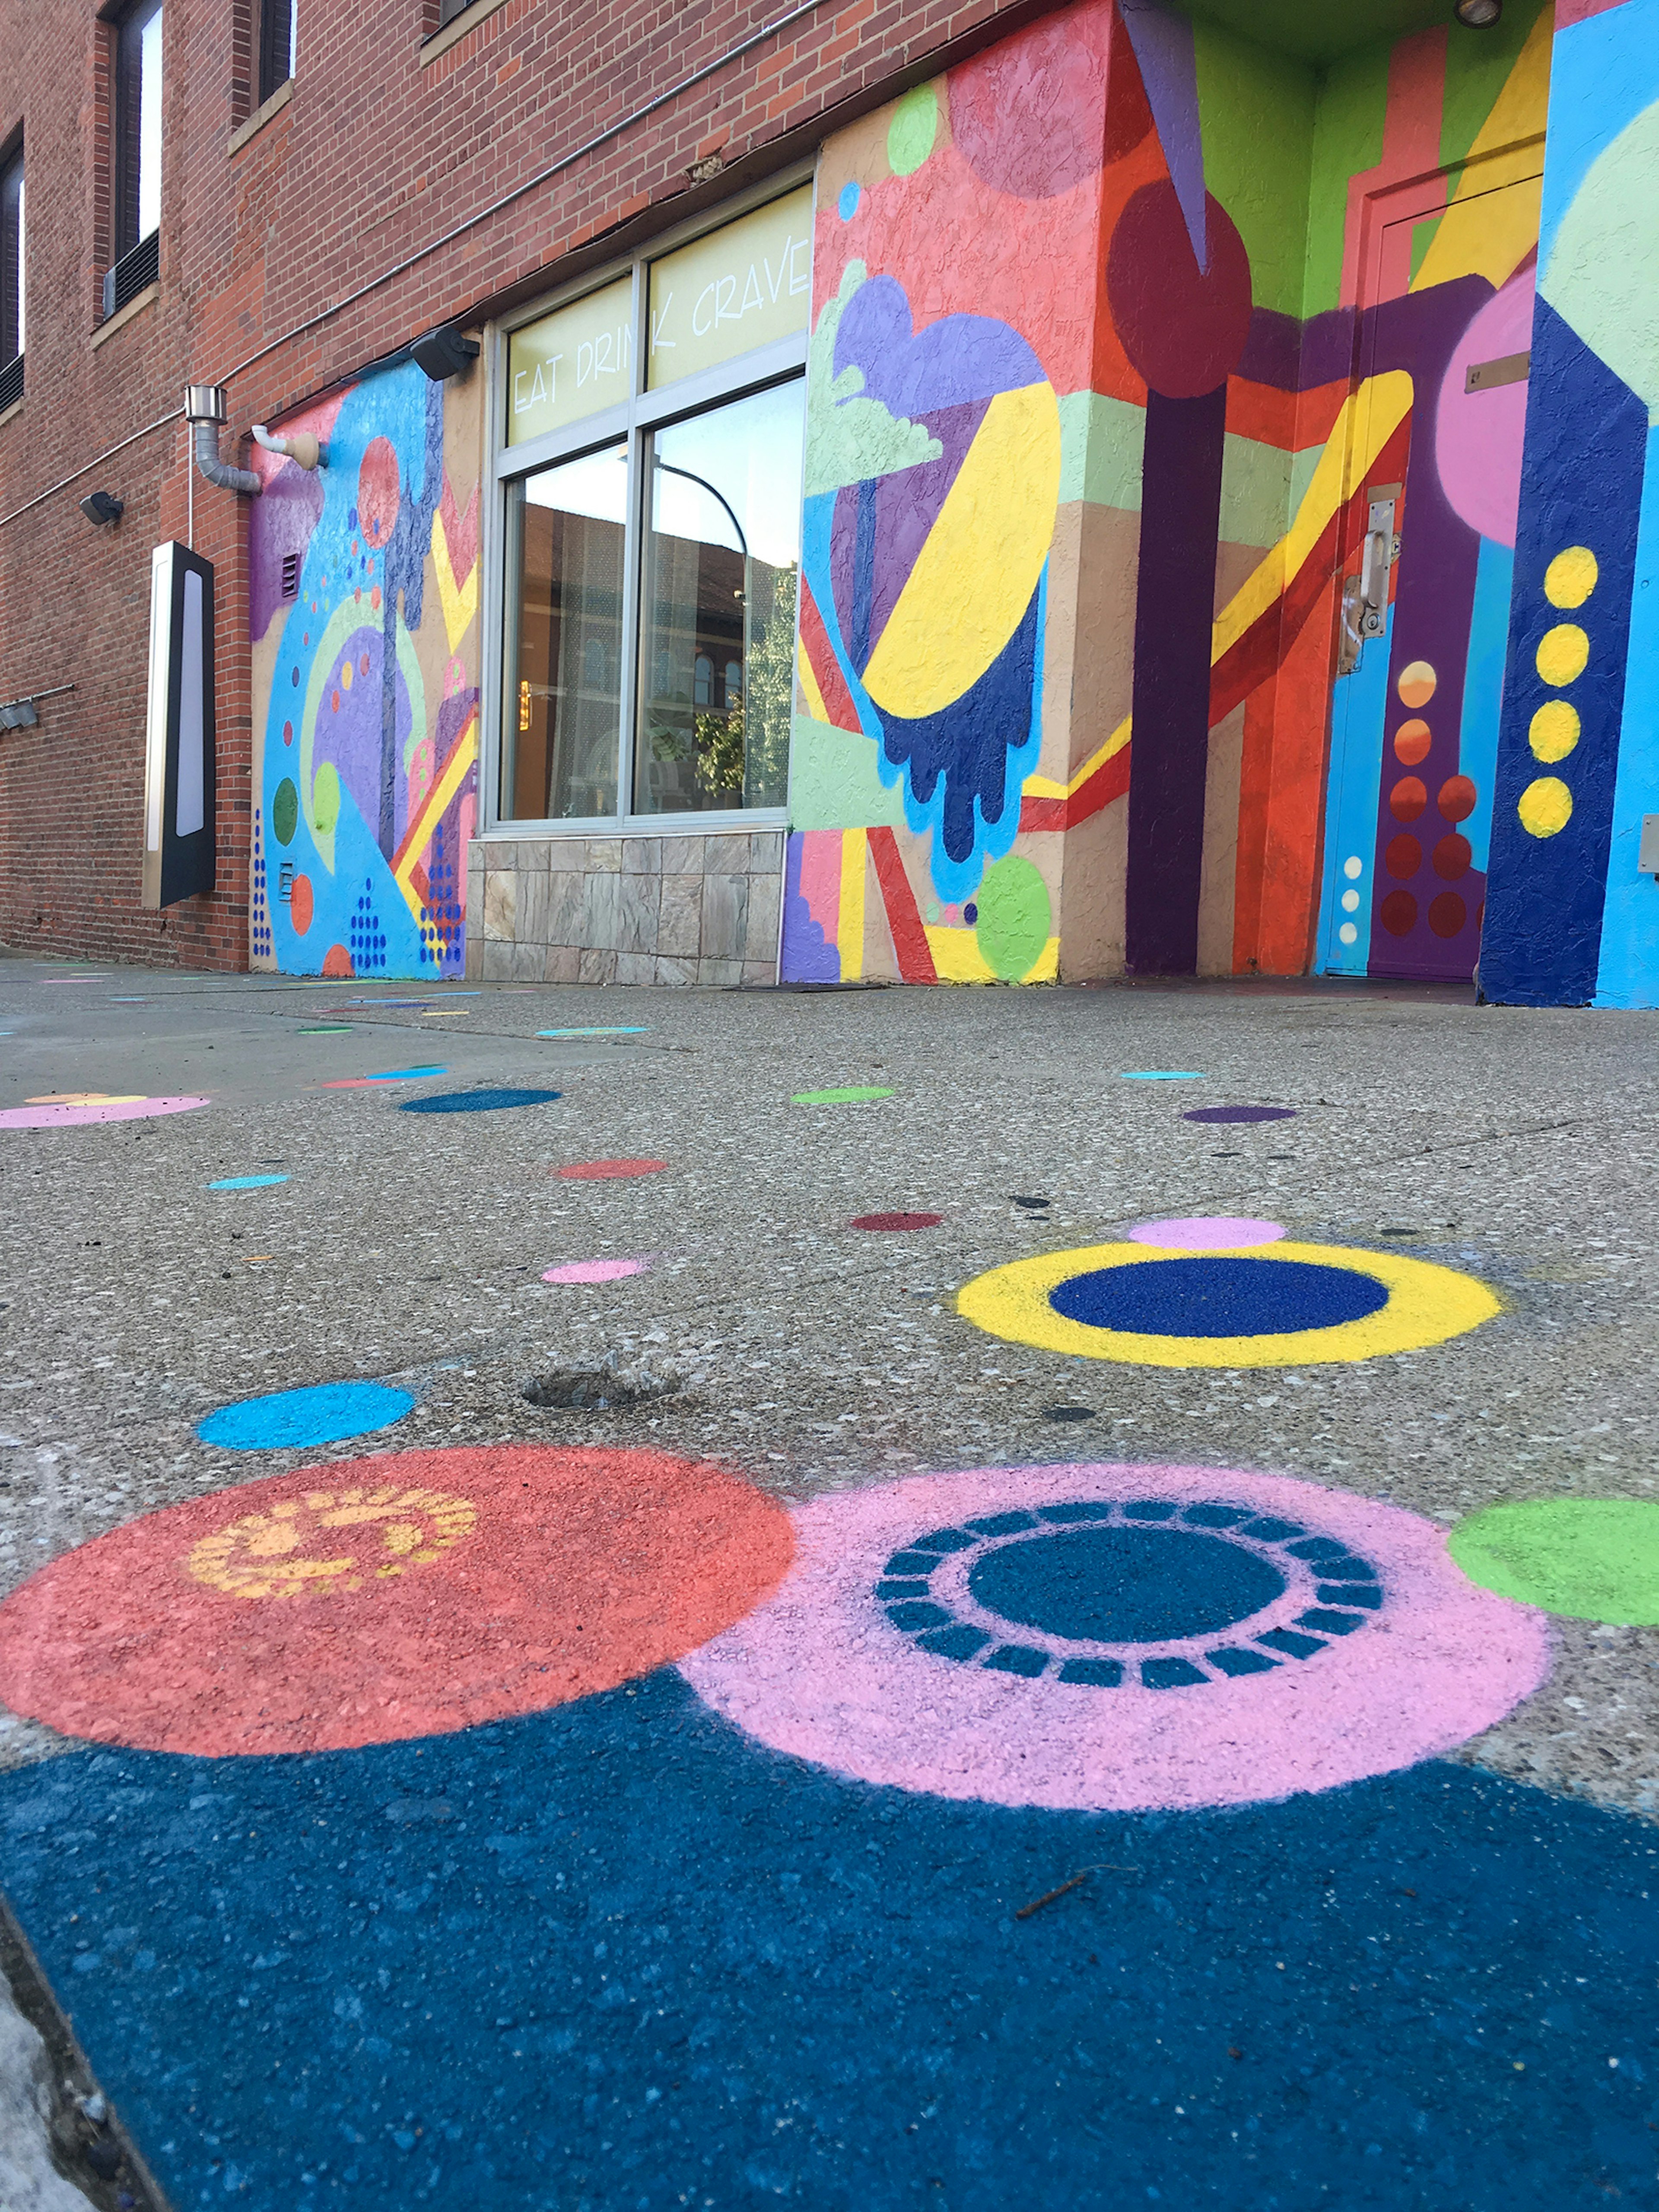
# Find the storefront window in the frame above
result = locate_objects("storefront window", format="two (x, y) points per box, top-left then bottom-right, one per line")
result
(495, 185), (810, 828)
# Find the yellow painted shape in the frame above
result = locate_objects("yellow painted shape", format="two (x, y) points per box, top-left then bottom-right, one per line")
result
(432, 511), (479, 654)
(1023, 717), (1131, 803)
(391, 712), (478, 928)
(957, 1239), (1502, 1369)
(837, 827), (867, 981)
(1536, 624), (1589, 687)
(1529, 701), (1580, 762)
(796, 640), (830, 724)
(923, 926), (1058, 983)
(1211, 373), (1414, 666)
(1412, 8), (1551, 294)
(861, 382), (1062, 720)
(1397, 660), (1437, 708)
(1545, 546), (1598, 608)
(1519, 776), (1573, 838)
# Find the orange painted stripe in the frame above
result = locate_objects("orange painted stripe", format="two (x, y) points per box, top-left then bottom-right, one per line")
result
(868, 826), (937, 983)
(798, 575), (862, 736)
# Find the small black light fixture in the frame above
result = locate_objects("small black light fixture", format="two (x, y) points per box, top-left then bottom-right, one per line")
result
(79, 490), (125, 526)
(410, 324), (480, 382)
(1454, 0), (1502, 25)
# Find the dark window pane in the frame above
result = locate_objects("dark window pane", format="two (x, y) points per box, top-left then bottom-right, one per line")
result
(0, 152), (22, 368)
(259, 0), (295, 104)
(439, 0), (472, 25)
(635, 379), (802, 815)
(504, 445), (626, 821)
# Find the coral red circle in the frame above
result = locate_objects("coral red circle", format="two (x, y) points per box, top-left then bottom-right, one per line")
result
(1439, 776), (1478, 822)
(554, 1159), (669, 1180)
(1379, 890), (1418, 936)
(289, 874), (314, 936)
(1389, 777), (1427, 824)
(357, 436), (401, 551)
(1433, 834), (1472, 882)
(1384, 834), (1421, 881)
(850, 1212), (944, 1232)
(1393, 719), (1431, 766)
(1106, 182), (1253, 399)
(0, 1446), (793, 1757)
(1428, 893), (1468, 939)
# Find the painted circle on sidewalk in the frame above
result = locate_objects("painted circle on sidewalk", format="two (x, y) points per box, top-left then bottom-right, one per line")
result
(0, 1095), (209, 1130)
(957, 1237), (1499, 1367)
(851, 1212), (944, 1232)
(1184, 1105), (1297, 1124)
(543, 1258), (651, 1283)
(679, 1462), (1548, 1812)
(1448, 1497), (1659, 1624)
(1126, 1216), (1284, 1250)
(0, 1445), (794, 1756)
(792, 1087), (894, 1104)
(197, 1381), (416, 1452)
(555, 1159), (668, 1181)
(402, 1088), (563, 1114)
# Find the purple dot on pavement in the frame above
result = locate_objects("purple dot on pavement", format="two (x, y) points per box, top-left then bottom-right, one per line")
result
(1183, 1106), (1298, 1124)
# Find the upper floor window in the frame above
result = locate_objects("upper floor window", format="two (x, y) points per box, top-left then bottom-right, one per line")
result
(259, 0), (296, 106)
(438, 0), (473, 24)
(0, 145), (22, 378)
(115, 0), (163, 258)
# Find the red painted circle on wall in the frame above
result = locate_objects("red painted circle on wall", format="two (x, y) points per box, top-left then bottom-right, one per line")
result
(1438, 776), (1478, 823)
(289, 874), (314, 935)
(1428, 893), (1468, 939)
(358, 436), (402, 551)
(1432, 834), (1472, 881)
(1105, 182), (1253, 400)
(0, 1445), (794, 1757)
(1379, 890), (1418, 936)
(1384, 835), (1421, 881)
(322, 944), (354, 979)
(1393, 719), (1431, 766)
(1389, 777), (1427, 824)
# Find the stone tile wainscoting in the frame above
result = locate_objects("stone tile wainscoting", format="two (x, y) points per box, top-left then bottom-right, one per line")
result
(466, 833), (786, 985)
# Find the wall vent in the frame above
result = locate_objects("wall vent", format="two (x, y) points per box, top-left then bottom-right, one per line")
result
(281, 552), (299, 599)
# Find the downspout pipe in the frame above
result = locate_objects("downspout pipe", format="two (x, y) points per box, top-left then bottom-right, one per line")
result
(185, 383), (262, 497)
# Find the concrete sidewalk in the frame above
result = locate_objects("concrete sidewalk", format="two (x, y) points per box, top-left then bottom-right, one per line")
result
(0, 957), (1656, 2207)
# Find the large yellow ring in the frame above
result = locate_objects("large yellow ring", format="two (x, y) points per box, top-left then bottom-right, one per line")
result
(956, 1240), (1501, 1369)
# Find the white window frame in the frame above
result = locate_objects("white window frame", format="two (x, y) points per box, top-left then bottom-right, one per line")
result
(480, 165), (814, 843)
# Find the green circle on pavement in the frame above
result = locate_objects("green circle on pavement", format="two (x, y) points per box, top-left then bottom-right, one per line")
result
(792, 1087), (895, 1104)
(1447, 1498), (1659, 1623)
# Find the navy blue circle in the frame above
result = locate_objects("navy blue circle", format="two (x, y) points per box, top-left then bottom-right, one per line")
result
(400, 1088), (563, 1115)
(1049, 1255), (1387, 1338)
(968, 1527), (1286, 1643)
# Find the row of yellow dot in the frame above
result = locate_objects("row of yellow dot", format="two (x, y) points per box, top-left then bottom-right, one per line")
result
(1520, 546), (1598, 838)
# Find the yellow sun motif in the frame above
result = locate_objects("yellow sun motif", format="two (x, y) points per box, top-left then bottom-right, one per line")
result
(184, 1485), (477, 1600)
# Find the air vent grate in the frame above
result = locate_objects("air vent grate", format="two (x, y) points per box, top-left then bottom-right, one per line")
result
(0, 353), (21, 412)
(102, 230), (159, 323)
(281, 552), (299, 599)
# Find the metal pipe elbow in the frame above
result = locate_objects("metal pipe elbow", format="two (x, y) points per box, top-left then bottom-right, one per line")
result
(193, 420), (262, 497)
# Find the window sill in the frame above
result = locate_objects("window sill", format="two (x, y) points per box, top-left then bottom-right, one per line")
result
(228, 77), (292, 156)
(91, 283), (158, 350)
(422, 0), (511, 66)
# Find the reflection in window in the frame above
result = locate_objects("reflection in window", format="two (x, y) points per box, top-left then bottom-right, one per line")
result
(116, 0), (164, 256)
(636, 379), (802, 815)
(504, 443), (626, 820)
(0, 147), (22, 372)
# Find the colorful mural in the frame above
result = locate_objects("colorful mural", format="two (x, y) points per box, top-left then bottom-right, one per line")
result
(782, 0), (1571, 988)
(248, 361), (482, 979)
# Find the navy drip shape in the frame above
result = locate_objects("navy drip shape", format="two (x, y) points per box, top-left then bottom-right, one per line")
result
(880, 1501), (1381, 1688)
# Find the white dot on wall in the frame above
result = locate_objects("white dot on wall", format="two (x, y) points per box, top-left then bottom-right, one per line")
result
(1343, 856), (1364, 880)
(1338, 922), (1359, 945)
(1341, 889), (1360, 913)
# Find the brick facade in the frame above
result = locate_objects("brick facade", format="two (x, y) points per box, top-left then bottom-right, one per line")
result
(0, 0), (1048, 970)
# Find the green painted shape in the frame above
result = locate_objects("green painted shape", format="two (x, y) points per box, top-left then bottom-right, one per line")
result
(1180, 0), (1450, 67)
(788, 714), (908, 831)
(272, 778), (299, 847)
(1408, 213), (1441, 287)
(1440, 0), (1551, 189)
(791, 1086), (895, 1104)
(1193, 23), (1315, 321)
(1219, 433), (1294, 550)
(887, 83), (939, 177)
(1288, 443), (1322, 517)
(312, 761), (342, 837)
(805, 263), (944, 497)
(1057, 391), (1144, 512)
(1302, 37), (1391, 318)
(974, 854), (1051, 981)
(1448, 1499), (1659, 1624)
(1543, 100), (1659, 423)
(299, 1025), (352, 1034)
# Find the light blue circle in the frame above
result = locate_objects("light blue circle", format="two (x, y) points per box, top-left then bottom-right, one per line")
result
(536, 1027), (648, 1038)
(197, 1381), (415, 1452)
(368, 1066), (447, 1080)
(207, 1175), (290, 1190)
(1120, 1071), (1206, 1081)
(838, 181), (861, 221)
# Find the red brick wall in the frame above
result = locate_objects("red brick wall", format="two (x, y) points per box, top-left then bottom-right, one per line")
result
(0, 0), (1055, 970)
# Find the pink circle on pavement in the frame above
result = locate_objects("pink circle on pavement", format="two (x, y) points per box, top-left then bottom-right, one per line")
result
(677, 1461), (1549, 1814)
(555, 1159), (669, 1181)
(542, 1257), (651, 1283)
(0, 1095), (209, 1130)
(1128, 1216), (1284, 1249)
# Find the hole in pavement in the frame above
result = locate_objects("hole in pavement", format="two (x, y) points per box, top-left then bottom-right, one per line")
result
(521, 1359), (680, 1412)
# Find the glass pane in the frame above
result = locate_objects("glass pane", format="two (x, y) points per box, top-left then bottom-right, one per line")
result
(505, 443), (626, 821)
(635, 379), (802, 815)
(646, 188), (812, 392)
(137, 5), (163, 239)
(508, 275), (633, 447)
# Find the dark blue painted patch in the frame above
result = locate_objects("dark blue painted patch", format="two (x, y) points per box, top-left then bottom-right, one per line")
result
(400, 1088), (563, 1114)
(196, 1381), (415, 1452)
(966, 1527), (1287, 1643)
(2, 1673), (1655, 2210)
(1050, 1256), (1388, 1337)
(1182, 1105), (1297, 1124)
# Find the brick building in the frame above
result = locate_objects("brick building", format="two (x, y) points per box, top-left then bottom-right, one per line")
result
(3, 0), (1658, 1004)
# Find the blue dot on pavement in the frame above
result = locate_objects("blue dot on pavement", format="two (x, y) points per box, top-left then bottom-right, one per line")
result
(207, 1175), (290, 1190)
(197, 1382), (415, 1452)
(368, 1066), (447, 1081)
(401, 1088), (563, 1115)
(838, 180), (861, 220)
(1050, 1256), (1387, 1339)
(1121, 1070), (1205, 1081)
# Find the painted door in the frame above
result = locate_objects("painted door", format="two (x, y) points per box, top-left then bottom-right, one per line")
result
(1318, 169), (1541, 982)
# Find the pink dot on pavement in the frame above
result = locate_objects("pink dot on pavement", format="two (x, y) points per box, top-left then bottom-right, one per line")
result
(555, 1159), (669, 1180)
(1127, 1216), (1285, 1250)
(542, 1258), (651, 1283)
